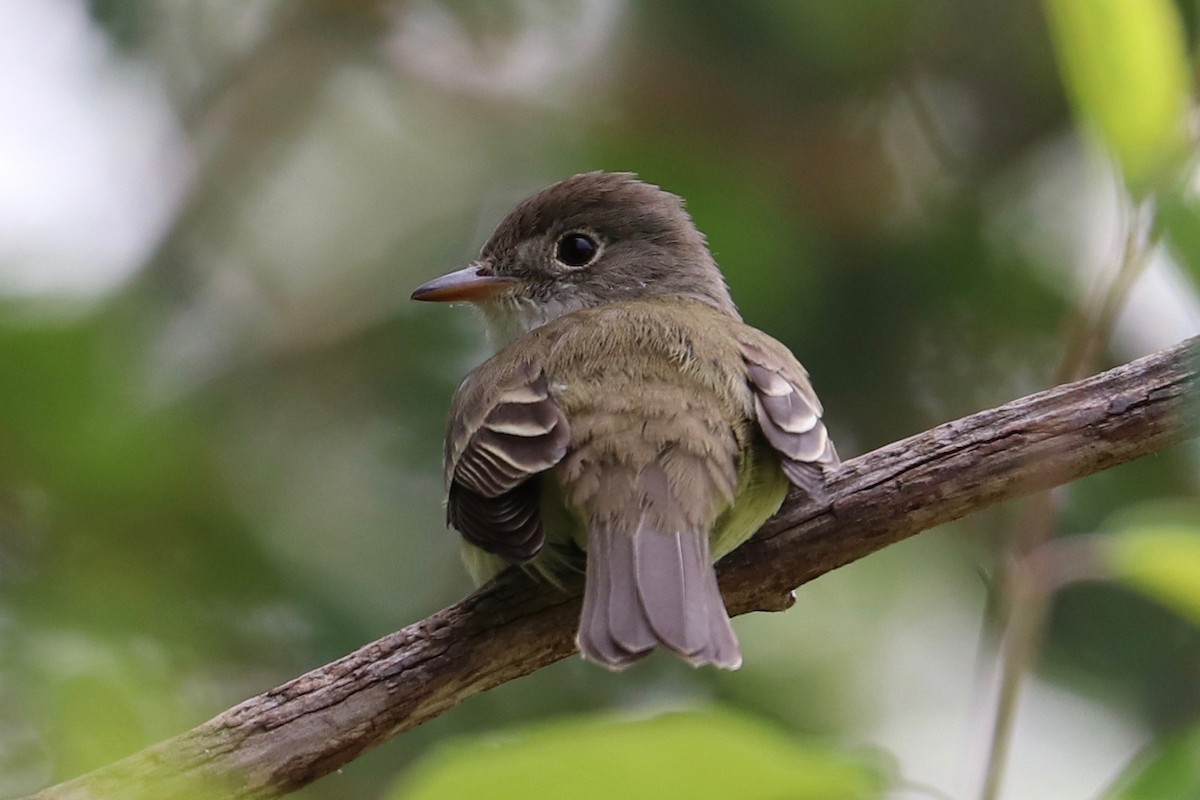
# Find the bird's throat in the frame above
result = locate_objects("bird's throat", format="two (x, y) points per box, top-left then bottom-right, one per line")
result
(476, 295), (582, 349)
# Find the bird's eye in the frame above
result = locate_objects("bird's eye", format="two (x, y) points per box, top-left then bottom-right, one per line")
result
(555, 232), (599, 268)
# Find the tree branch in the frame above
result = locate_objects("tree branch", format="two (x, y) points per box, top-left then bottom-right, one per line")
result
(24, 337), (1199, 800)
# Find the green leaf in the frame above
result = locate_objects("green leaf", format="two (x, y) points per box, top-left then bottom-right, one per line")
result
(1157, 193), (1200, 289)
(1103, 725), (1200, 800)
(389, 709), (888, 800)
(1043, 0), (1191, 193)
(1103, 526), (1200, 625)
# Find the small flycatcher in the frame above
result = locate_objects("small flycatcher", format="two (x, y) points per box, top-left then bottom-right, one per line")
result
(412, 172), (838, 670)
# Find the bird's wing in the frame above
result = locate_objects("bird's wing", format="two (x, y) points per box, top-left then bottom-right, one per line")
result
(736, 330), (839, 495)
(445, 358), (570, 562)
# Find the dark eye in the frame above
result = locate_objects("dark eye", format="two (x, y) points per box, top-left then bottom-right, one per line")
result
(555, 232), (599, 267)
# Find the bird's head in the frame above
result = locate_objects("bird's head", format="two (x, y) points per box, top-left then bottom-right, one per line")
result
(411, 172), (738, 345)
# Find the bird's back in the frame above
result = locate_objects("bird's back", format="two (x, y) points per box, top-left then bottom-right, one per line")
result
(460, 299), (756, 524)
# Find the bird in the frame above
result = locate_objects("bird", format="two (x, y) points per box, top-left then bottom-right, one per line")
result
(411, 171), (838, 670)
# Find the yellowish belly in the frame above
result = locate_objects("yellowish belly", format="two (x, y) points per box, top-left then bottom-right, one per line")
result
(460, 443), (789, 586)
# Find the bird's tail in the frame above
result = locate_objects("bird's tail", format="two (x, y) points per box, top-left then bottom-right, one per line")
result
(576, 512), (741, 671)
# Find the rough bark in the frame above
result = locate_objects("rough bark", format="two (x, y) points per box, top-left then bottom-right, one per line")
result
(23, 336), (1199, 800)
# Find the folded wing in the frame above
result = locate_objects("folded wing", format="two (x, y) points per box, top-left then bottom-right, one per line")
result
(738, 334), (839, 496)
(445, 361), (570, 562)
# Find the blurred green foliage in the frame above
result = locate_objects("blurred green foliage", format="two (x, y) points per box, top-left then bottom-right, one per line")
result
(1104, 724), (1200, 800)
(389, 709), (887, 800)
(1104, 523), (1200, 626)
(0, 1), (1195, 798)
(1044, 0), (1190, 192)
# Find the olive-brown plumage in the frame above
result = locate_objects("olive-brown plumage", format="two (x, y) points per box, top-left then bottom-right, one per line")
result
(413, 172), (838, 670)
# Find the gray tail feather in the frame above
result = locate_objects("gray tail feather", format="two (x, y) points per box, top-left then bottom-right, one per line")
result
(576, 515), (741, 671)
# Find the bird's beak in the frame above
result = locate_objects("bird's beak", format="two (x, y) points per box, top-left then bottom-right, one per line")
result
(411, 263), (521, 303)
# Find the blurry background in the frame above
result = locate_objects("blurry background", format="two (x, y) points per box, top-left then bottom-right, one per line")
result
(1, 1), (1198, 798)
